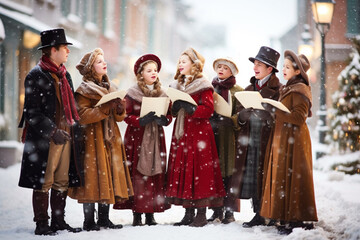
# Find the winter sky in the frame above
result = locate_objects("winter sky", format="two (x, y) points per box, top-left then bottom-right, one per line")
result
(182, 0), (297, 86)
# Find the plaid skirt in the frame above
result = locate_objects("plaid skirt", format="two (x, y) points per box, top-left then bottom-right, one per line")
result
(240, 115), (262, 199)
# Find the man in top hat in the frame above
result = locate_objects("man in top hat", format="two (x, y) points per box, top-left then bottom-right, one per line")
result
(228, 46), (282, 228)
(18, 28), (82, 235)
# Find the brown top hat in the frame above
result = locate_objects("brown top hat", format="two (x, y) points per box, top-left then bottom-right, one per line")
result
(37, 28), (72, 50)
(284, 50), (310, 84)
(134, 54), (162, 75)
(249, 46), (280, 72)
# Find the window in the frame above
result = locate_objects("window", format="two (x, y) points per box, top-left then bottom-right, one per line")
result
(60, 0), (81, 27)
(83, 0), (98, 33)
(103, 0), (115, 39)
(61, 0), (71, 17)
(347, 0), (360, 36)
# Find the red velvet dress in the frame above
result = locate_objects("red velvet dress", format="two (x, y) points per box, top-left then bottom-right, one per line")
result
(165, 82), (226, 208)
(114, 95), (171, 213)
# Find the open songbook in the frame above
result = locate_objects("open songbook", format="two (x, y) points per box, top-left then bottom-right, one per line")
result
(165, 87), (197, 106)
(95, 90), (127, 107)
(140, 97), (170, 117)
(213, 92), (232, 117)
(234, 91), (290, 113)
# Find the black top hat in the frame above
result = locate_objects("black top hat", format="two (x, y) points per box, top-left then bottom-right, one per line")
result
(249, 46), (280, 72)
(37, 28), (73, 50)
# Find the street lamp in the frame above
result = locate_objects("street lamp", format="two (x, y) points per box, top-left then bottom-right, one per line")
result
(311, 0), (335, 158)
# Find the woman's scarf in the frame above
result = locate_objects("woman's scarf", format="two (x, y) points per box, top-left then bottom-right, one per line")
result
(39, 55), (79, 125)
(211, 76), (236, 103)
(169, 76), (213, 140)
(126, 84), (167, 176)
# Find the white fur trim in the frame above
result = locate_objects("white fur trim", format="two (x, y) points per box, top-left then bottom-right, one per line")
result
(213, 59), (238, 76)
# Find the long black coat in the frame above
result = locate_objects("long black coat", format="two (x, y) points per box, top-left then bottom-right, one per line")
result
(18, 65), (83, 190)
(226, 74), (281, 210)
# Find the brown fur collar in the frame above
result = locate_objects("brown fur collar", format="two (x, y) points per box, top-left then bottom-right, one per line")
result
(126, 84), (166, 103)
(247, 73), (281, 90)
(76, 75), (117, 99)
(169, 76), (213, 96)
(136, 79), (162, 98)
(245, 74), (282, 100)
(279, 81), (313, 117)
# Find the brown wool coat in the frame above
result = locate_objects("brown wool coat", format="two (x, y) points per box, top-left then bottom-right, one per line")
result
(68, 82), (134, 204)
(260, 82), (318, 222)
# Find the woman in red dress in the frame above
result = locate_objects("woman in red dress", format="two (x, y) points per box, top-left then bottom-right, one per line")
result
(114, 54), (172, 226)
(166, 48), (226, 227)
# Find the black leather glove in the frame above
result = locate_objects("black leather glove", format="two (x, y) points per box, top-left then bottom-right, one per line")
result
(237, 108), (253, 124)
(171, 100), (182, 116)
(52, 129), (71, 145)
(155, 115), (168, 126)
(139, 111), (156, 126)
(173, 100), (197, 115)
(261, 103), (276, 113)
(182, 101), (197, 115)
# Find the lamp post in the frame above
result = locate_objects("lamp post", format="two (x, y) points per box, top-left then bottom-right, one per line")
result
(311, 0), (335, 159)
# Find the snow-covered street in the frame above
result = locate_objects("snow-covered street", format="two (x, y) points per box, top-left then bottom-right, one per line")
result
(1, 150), (359, 240)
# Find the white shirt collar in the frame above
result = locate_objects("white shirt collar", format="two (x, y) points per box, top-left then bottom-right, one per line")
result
(258, 73), (272, 87)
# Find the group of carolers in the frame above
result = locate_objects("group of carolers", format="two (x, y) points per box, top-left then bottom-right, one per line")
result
(18, 28), (318, 236)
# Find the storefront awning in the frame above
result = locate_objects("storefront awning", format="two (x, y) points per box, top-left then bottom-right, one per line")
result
(0, 6), (82, 49)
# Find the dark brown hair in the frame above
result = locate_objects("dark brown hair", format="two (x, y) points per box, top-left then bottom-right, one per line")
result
(285, 55), (300, 70)
(41, 45), (61, 57)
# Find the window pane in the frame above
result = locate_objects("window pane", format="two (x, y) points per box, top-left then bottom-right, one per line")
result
(347, 0), (360, 35)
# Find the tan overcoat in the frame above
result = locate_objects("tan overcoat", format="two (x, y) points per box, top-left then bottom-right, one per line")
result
(68, 81), (134, 204)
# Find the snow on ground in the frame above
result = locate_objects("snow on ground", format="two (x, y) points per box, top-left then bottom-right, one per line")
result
(1, 159), (359, 240)
(0, 124), (359, 240)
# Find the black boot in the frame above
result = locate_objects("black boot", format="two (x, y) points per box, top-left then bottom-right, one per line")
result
(35, 221), (57, 236)
(50, 189), (82, 233)
(132, 212), (143, 226)
(83, 203), (100, 231)
(189, 208), (207, 227)
(173, 208), (195, 226)
(242, 212), (265, 228)
(97, 203), (123, 229)
(33, 191), (56, 236)
(221, 210), (235, 224)
(277, 222), (293, 235)
(277, 221), (314, 235)
(207, 207), (224, 222)
(145, 213), (157, 226)
(266, 219), (276, 226)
